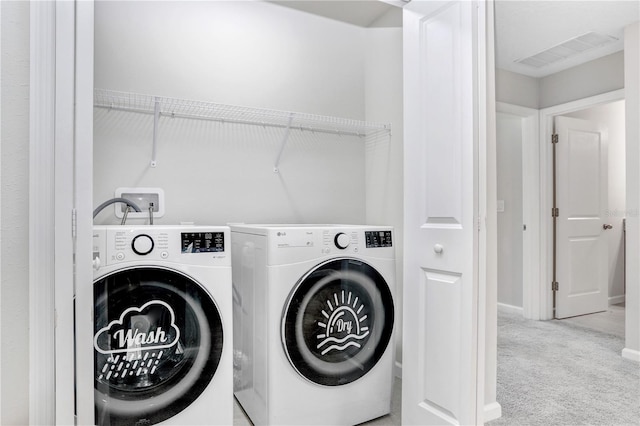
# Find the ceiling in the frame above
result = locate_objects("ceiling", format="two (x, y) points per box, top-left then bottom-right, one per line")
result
(269, 0), (640, 78)
(495, 1), (639, 77)
(270, 0), (402, 27)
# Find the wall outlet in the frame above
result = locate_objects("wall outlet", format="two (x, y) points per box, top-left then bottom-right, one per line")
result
(115, 187), (165, 219)
(497, 199), (505, 213)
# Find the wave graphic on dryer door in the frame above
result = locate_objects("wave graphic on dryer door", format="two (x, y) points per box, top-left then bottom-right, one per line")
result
(316, 291), (370, 355)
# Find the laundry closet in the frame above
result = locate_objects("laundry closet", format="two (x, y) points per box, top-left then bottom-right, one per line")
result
(92, 1), (404, 425)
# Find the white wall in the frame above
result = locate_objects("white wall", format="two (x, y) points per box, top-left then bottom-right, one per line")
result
(94, 1), (373, 226)
(95, 1), (366, 118)
(566, 100), (626, 303)
(497, 51), (624, 111)
(364, 27), (404, 369)
(496, 69), (539, 109)
(0, 1), (30, 424)
(496, 113), (523, 308)
(540, 51), (624, 109)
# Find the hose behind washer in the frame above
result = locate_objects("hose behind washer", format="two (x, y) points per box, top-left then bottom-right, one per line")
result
(93, 197), (142, 219)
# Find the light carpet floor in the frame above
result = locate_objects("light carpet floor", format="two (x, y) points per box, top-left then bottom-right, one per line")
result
(489, 308), (639, 426)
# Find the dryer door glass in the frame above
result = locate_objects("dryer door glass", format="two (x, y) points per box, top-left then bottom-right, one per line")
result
(282, 258), (394, 386)
(93, 267), (224, 425)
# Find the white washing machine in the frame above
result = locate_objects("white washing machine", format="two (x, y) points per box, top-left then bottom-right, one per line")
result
(92, 225), (232, 425)
(231, 224), (396, 425)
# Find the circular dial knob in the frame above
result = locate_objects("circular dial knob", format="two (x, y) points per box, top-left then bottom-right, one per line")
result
(334, 232), (351, 250)
(131, 234), (154, 255)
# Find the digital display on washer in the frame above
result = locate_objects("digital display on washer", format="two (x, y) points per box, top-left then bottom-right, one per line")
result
(365, 231), (393, 248)
(181, 232), (225, 253)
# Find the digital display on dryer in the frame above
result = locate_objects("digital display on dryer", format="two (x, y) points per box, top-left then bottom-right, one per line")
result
(181, 232), (225, 253)
(365, 231), (393, 248)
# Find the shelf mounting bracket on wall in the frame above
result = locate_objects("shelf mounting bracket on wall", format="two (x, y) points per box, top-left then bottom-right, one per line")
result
(273, 113), (294, 173)
(151, 96), (160, 167)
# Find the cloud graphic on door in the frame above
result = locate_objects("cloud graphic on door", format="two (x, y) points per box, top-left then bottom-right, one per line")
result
(316, 290), (370, 355)
(94, 300), (180, 355)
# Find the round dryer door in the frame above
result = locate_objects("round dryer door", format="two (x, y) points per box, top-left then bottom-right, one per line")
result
(93, 266), (224, 426)
(282, 258), (394, 386)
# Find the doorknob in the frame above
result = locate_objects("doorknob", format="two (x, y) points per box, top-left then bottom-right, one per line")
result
(603, 224), (613, 230)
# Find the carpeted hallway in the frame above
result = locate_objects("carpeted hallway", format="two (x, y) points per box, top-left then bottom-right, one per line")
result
(489, 305), (639, 425)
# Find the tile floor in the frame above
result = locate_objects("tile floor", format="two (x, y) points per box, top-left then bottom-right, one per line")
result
(233, 377), (402, 425)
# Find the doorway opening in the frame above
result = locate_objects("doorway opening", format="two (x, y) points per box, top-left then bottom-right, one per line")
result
(553, 99), (626, 323)
(496, 91), (627, 326)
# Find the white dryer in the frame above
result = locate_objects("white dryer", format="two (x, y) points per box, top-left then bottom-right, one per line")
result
(231, 224), (396, 425)
(92, 225), (232, 425)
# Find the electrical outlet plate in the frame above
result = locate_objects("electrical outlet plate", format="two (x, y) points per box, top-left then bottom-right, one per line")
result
(115, 187), (165, 219)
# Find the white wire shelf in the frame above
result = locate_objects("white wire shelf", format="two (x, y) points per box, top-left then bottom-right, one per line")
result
(94, 89), (391, 138)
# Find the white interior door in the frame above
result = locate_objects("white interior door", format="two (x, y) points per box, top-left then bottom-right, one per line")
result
(554, 116), (609, 319)
(402, 1), (486, 424)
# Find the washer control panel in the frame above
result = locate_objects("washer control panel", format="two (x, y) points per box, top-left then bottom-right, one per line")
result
(181, 231), (225, 253)
(93, 226), (230, 271)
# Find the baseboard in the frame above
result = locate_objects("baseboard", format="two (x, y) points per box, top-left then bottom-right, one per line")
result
(484, 402), (502, 423)
(394, 361), (402, 379)
(497, 303), (524, 316)
(609, 295), (625, 305)
(622, 348), (640, 362)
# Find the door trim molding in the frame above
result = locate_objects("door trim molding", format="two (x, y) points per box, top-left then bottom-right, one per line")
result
(496, 102), (539, 320)
(54, 2), (79, 423)
(538, 89), (625, 320)
(74, 1), (96, 423)
(29, 2), (57, 423)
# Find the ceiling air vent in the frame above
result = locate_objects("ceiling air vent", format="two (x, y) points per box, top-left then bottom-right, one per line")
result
(515, 32), (619, 68)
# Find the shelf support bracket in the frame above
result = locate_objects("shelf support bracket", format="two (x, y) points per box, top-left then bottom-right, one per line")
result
(273, 113), (294, 173)
(151, 97), (160, 167)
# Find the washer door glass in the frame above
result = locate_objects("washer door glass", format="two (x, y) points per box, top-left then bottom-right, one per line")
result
(93, 267), (224, 426)
(282, 258), (394, 386)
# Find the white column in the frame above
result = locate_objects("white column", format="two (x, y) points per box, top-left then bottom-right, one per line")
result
(623, 21), (640, 362)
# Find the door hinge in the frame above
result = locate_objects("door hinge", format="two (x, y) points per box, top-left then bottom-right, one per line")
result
(72, 209), (77, 238)
(552, 134), (559, 144)
(552, 207), (559, 217)
(552, 281), (559, 291)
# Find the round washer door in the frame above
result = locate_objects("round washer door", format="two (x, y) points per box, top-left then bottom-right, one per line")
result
(282, 258), (394, 386)
(93, 266), (224, 425)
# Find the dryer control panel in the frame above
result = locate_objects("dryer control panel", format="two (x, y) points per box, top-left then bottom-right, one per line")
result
(235, 225), (395, 265)
(364, 230), (393, 248)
